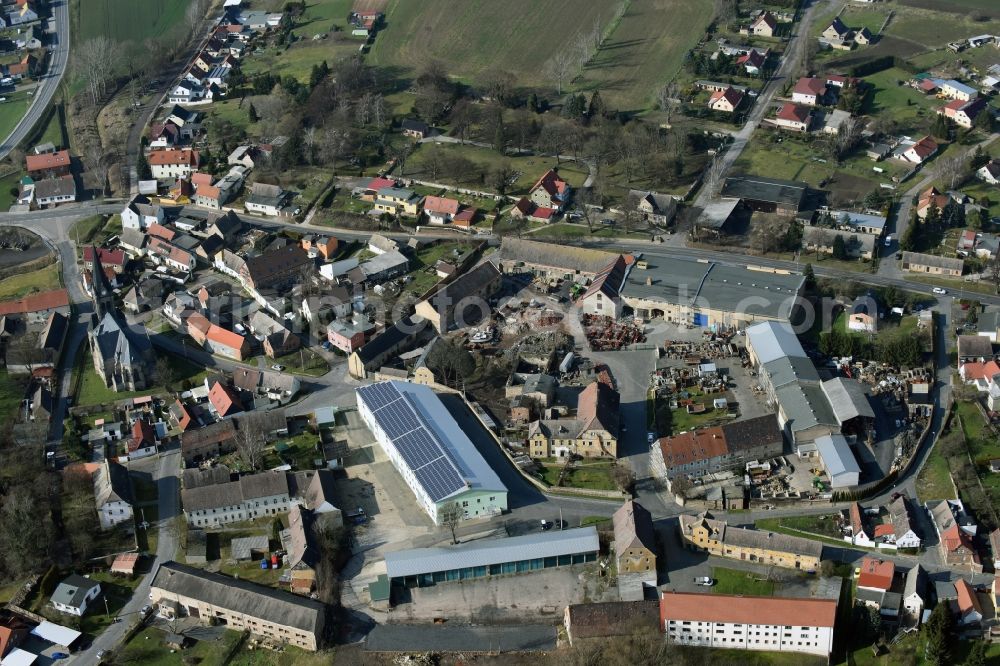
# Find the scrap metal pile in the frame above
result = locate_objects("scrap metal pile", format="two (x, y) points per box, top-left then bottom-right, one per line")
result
(581, 314), (645, 350)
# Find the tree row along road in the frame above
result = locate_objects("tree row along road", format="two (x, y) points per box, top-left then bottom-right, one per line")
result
(0, 0), (71, 158)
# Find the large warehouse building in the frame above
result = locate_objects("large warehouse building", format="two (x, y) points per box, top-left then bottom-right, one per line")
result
(356, 381), (508, 525)
(619, 257), (804, 330)
(745, 321), (873, 488)
(385, 527), (600, 587)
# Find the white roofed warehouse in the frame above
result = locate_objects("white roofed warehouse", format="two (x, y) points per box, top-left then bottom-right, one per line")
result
(385, 527), (600, 587)
(356, 381), (508, 524)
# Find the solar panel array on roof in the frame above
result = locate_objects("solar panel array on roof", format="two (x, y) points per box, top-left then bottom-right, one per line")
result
(357, 383), (468, 502)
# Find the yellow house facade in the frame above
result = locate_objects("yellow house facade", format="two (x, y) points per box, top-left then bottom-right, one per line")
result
(680, 513), (823, 572)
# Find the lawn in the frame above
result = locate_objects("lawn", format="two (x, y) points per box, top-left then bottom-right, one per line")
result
(864, 67), (939, 134)
(37, 106), (65, 148)
(76, 0), (191, 45)
(0, 262), (60, 300)
(537, 459), (618, 491)
(242, 40), (361, 84)
(118, 627), (244, 666)
(916, 440), (957, 501)
(887, 7), (1000, 46)
(403, 141), (569, 195)
(0, 369), (26, 423)
(73, 345), (211, 407)
(768, 513), (843, 539)
(0, 92), (32, 147)
(711, 567), (777, 596)
(369, 1), (622, 91)
(0, 171), (21, 210)
(228, 645), (336, 666)
(842, 629), (1000, 665)
(838, 6), (890, 34)
(574, 0), (714, 111)
(69, 215), (108, 245)
(290, 0), (354, 38)
(271, 348), (329, 377)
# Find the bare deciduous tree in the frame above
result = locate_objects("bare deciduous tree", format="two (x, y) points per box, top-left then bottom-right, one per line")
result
(656, 81), (680, 124)
(439, 502), (463, 544)
(701, 155), (727, 198)
(545, 49), (575, 96)
(185, 0), (210, 33)
(302, 127), (318, 165)
(234, 414), (268, 472)
(74, 37), (115, 107)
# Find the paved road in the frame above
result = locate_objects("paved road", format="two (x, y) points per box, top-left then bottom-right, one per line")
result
(0, 0), (71, 158)
(80, 449), (181, 663)
(693, 0), (834, 208)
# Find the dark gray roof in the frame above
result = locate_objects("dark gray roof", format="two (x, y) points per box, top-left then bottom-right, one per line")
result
(366, 624), (556, 653)
(565, 601), (660, 641)
(92, 311), (152, 366)
(151, 561), (325, 633)
(34, 177), (76, 199)
(498, 237), (619, 276)
(427, 262), (500, 309)
(904, 564), (926, 600)
(181, 470), (289, 512)
(52, 575), (100, 609)
(94, 459), (132, 507)
(182, 465), (232, 489)
(721, 175), (807, 208)
(355, 315), (427, 364)
(721, 414), (782, 453)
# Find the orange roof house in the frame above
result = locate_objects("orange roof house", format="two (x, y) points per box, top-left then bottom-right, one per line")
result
(26, 149), (71, 177)
(857, 557), (895, 590)
(208, 381), (242, 417)
(0, 288), (69, 315)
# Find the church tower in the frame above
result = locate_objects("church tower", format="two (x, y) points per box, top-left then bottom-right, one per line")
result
(90, 246), (115, 319)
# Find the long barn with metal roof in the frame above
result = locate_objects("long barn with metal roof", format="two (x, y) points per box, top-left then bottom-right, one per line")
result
(356, 381), (508, 525)
(385, 527), (600, 586)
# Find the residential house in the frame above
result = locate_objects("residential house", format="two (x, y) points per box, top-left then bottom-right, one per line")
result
(34, 177), (76, 206)
(529, 170), (571, 211)
(847, 502), (874, 547)
(400, 118), (430, 139)
(347, 315), (429, 380)
(957, 334), (994, 362)
(207, 381), (242, 418)
(902, 564), (927, 624)
(650, 414), (783, 481)
(750, 11), (777, 37)
(629, 190), (677, 226)
(300, 234), (337, 260)
(50, 575), (101, 617)
(249, 310), (300, 358)
(120, 195), (165, 230)
(240, 244), (311, 295)
(737, 48), (767, 75)
(855, 27), (874, 45)
(822, 17), (851, 42)
(708, 87), (744, 113)
(227, 145), (258, 169)
(661, 592), (837, 659)
(150, 562), (325, 651)
(902, 136), (938, 164)
(774, 103), (813, 132)
(528, 381), (620, 459)
(423, 196), (461, 224)
(848, 293), (877, 333)
(940, 79), (978, 101)
(857, 558), (894, 604)
(414, 262), (503, 333)
(900, 251), (962, 276)
(928, 499), (982, 572)
(511, 196), (556, 223)
(373, 186), (422, 217)
(792, 78), (827, 106)
(367, 233), (398, 255)
(916, 187), (953, 219)
(182, 470), (291, 527)
(612, 500), (657, 577)
(954, 578), (983, 625)
(128, 419), (158, 460)
(245, 182), (293, 216)
(977, 160), (1000, 185)
(679, 512), (823, 571)
(180, 419), (237, 464)
(94, 460), (133, 530)
(146, 236), (196, 273)
(25, 149), (70, 178)
(281, 504), (322, 594)
(149, 148), (200, 180)
(822, 108), (853, 134)
(801, 227), (877, 261)
(327, 319), (369, 354)
(889, 495), (922, 549)
(939, 97), (987, 129)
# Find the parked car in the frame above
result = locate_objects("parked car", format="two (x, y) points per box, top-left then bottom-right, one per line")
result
(271, 364), (285, 371)
(932, 287), (947, 295)
(694, 576), (714, 586)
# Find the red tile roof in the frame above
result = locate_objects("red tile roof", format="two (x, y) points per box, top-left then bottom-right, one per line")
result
(709, 87), (744, 109)
(531, 169), (569, 198)
(658, 427), (728, 468)
(424, 195), (461, 216)
(148, 148), (200, 166)
(858, 557), (895, 590)
(777, 102), (811, 123)
(849, 502), (865, 538)
(955, 578), (983, 616)
(83, 246), (125, 267)
(191, 172), (214, 187)
(147, 223), (176, 241)
(794, 77), (826, 97)
(366, 176), (397, 191)
(0, 289), (69, 315)
(660, 592), (836, 628)
(25, 149), (70, 173)
(208, 381), (241, 417)
(873, 523), (895, 538)
(962, 360), (1000, 381)
(206, 324), (246, 352)
(908, 136), (938, 160)
(131, 420), (156, 451)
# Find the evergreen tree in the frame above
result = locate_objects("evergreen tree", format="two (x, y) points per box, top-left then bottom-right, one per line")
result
(136, 152), (151, 180)
(965, 640), (987, 666)
(931, 114), (950, 140)
(527, 92), (539, 113)
(588, 90), (606, 120)
(924, 603), (954, 666)
(803, 263), (816, 292)
(248, 103), (259, 123)
(832, 234), (847, 260)
(975, 106), (993, 132)
(900, 214), (920, 251)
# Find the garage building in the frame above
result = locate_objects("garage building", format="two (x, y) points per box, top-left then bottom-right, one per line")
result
(813, 434), (861, 488)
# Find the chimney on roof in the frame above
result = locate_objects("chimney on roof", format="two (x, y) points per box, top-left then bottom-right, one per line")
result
(646, 277), (652, 286)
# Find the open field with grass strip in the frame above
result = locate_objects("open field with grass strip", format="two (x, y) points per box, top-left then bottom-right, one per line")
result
(0, 262), (60, 300)
(886, 6), (1000, 46)
(118, 627), (244, 666)
(711, 567), (777, 596)
(76, 0), (191, 44)
(0, 92), (31, 147)
(897, 0), (1000, 20)
(369, 1), (620, 90)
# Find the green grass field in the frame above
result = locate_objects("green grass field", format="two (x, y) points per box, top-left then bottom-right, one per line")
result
(711, 567), (777, 596)
(887, 6), (1000, 46)
(574, 0), (714, 111)
(898, 0), (1000, 20)
(0, 263), (60, 300)
(370, 1), (620, 88)
(0, 92), (31, 146)
(76, 0), (191, 44)
(0, 171), (22, 210)
(118, 627), (243, 666)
